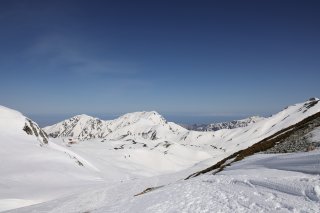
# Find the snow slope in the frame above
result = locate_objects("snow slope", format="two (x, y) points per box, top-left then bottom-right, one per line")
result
(49, 137), (212, 181)
(11, 150), (320, 213)
(0, 106), (103, 212)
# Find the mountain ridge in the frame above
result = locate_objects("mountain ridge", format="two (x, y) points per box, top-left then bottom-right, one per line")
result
(43, 98), (320, 155)
(43, 110), (183, 141)
(182, 115), (265, 131)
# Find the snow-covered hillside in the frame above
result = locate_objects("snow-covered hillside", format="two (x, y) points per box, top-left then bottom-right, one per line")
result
(0, 106), (49, 146)
(185, 116), (265, 131)
(0, 106), (103, 211)
(2, 98), (320, 212)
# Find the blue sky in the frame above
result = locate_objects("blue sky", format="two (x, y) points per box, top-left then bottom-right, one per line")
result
(1, 0), (320, 125)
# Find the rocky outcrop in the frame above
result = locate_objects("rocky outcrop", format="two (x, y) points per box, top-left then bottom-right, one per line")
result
(23, 118), (48, 145)
(186, 109), (320, 179)
(263, 117), (320, 153)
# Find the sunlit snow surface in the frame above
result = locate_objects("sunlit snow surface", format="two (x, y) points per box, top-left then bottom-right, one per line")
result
(9, 151), (320, 213)
(0, 106), (103, 212)
(1, 99), (320, 212)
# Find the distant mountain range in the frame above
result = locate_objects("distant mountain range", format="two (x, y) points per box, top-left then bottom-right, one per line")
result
(181, 116), (265, 131)
(43, 98), (320, 155)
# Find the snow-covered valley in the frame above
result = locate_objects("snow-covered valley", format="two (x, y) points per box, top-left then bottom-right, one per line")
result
(6, 147), (320, 213)
(1, 98), (320, 212)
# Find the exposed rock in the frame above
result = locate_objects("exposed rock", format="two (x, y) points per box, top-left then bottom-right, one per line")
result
(184, 116), (264, 131)
(23, 124), (33, 135)
(263, 117), (320, 153)
(23, 119), (48, 145)
(186, 111), (320, 179)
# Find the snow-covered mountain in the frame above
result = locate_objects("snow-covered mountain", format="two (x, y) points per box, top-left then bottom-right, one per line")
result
(185, 116), (265, 131)
(42, 98), (320, 178)
(44, 98), (320, 154)
(41, 98), (320, 177)
(44, 111), (186, 141)
(2, 98), (320, 212)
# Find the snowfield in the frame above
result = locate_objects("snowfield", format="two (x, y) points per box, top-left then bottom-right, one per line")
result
(0, 106), (103, 212)
(1, 98), (320, 212)
(8, 151), (320, 213)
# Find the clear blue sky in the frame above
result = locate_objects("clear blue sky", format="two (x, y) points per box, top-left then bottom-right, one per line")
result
(1, 0), (320, 125)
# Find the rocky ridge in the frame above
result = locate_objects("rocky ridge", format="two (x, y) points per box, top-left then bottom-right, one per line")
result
(184, 116), (264, 131)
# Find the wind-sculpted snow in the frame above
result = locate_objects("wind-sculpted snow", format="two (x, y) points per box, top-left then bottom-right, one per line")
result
(224, 151), (320, 175)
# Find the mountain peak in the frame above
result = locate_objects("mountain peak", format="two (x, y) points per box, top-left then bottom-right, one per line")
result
(73, 114), (96, 120)
(117, 111), (167, 125)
